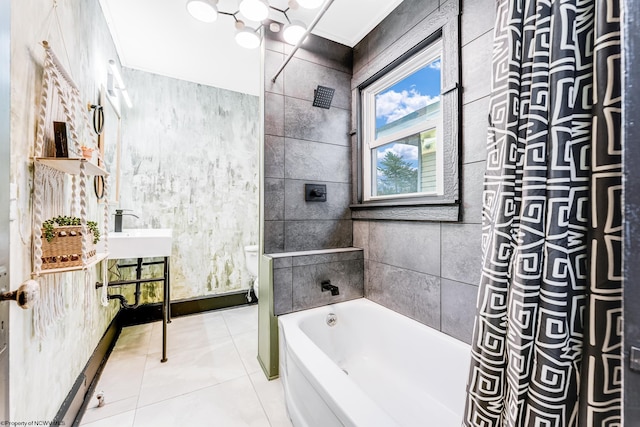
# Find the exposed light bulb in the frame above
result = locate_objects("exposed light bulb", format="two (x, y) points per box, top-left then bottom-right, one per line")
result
(239, 0), (270, 22)
(235, 28), (262, 49)
(296, 0), (323, 9)
(283, 21), (307, 45)
(269, 22), (281, 33)
(186, 0), (219, 23)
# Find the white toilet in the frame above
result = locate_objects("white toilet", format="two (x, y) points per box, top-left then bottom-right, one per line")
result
(244, 245), (259, 299)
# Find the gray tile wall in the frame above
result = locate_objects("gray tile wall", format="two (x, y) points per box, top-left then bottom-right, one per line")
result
(271, 250), (364, 315)
(263, 31), (353, 254)
(352, 0), (496, 345)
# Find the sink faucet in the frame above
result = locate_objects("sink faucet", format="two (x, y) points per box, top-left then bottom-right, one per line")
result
(321, 280), (339, 296)
(114, 209), (139, 232)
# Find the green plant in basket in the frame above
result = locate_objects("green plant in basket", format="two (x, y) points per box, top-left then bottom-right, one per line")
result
(42, 215), (101, 244)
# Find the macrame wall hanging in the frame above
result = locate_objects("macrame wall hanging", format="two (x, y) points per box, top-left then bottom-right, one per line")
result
(31, 41), (111, 339)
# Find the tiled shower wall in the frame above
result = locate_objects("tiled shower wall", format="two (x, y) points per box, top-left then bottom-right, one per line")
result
(263, 32), (353, 254)
(121, 69), (259, 300)
(262, 32), (364, 318)
(271, 249), (364, 315)
(352, 0), (496, 344)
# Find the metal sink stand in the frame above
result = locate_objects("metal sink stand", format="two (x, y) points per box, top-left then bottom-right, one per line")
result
(96, 257), (171, 362)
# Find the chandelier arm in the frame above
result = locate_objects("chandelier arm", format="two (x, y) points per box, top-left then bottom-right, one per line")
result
(272, 0), (335, 82)
(218, 10), (238, 19)
(269, 6), (292, 24)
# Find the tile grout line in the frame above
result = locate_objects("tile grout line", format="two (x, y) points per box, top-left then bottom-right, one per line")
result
(222, 308), (274, 425)
(132, 376), (250, 412)
(246, 367), (277, 427)
(132, 322), (156, 427)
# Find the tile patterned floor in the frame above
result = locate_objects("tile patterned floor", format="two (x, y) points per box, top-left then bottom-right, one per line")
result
(80, 305), (293, 427)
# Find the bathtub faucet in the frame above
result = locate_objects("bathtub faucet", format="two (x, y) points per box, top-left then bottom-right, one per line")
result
(321, 280), (339, 296)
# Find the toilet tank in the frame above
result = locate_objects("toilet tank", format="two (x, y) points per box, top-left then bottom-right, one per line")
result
(244, 245), (259, 276)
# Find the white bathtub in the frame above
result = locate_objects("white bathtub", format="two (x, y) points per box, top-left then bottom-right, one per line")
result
(278, 298), (471, 427)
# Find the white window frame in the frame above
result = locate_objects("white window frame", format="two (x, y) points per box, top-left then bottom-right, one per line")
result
(362, 39), (444, 202)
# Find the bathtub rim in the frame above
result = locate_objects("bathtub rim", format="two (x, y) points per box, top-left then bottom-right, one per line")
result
(279, 300), (401, 426)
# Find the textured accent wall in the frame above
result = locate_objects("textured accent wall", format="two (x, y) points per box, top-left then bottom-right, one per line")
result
(263, 32), (353, 254)
(10, 0), (121, 421)
(120, 69), (259, 300)
(352, 0), (494, 344)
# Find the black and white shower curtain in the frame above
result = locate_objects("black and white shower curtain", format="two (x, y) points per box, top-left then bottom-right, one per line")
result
(464, 0), (622, 426)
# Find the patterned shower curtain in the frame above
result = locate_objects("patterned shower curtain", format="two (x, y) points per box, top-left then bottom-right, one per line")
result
(464, 0), (622, 426)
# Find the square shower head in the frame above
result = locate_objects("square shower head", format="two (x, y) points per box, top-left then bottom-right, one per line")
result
(313, 85), (335, 109)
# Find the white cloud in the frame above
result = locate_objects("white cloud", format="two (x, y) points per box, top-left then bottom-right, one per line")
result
(376, 88), (439, 124)
(376, 144), (418, 163)
(429, 59), (441, 70)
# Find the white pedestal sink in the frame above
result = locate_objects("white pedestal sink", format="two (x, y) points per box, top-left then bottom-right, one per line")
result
(103, 228), (173, 259)
(98, 228), (173, 362)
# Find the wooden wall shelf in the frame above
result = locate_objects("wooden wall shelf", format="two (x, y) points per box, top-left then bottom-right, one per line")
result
(32, 252), (109, 277)
(34, 157), (107, 176)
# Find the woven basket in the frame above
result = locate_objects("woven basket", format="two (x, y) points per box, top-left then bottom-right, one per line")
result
(41, 225), (96, 269)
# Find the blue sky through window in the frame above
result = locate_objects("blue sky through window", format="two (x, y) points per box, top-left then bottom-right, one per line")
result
(373, 58), (441, 188)
(375, 58), (441, 130)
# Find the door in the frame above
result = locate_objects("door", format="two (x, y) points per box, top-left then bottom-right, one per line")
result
(0, 0), (10, 419)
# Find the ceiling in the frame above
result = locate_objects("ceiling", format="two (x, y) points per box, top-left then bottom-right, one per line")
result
(98, 0), (404, 96)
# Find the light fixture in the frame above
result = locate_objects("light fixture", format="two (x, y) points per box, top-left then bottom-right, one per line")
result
(239, 0), (270, 22)
(185, 0), (322, 49)
(283, 20), (307, 45)
(107, 60), (133, 109)
(235, 27), (262, 49)
(296, 0), (323, 9)
(186, 0), (219, 23)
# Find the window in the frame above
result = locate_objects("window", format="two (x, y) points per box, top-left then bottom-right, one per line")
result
(352, 7), (460, 221)
(361, 40), (443, 201)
